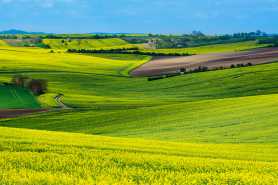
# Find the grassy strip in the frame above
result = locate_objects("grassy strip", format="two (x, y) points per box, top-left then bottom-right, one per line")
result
(1, 93), (278, 143)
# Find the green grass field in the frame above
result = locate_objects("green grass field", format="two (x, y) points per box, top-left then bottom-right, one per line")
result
(1, 63), (278, 143)
(0, 85), (40, 109)
(0, 46), (151, 76)
(43, 38), (135, 50)
(0, 40), (8, 46)
(143, 41), (270, 54)
(0, 42), (278, 184)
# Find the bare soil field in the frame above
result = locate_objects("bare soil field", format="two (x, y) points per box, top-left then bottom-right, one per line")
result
(0, 109), (47, 118)
(131, 47), (278, 77)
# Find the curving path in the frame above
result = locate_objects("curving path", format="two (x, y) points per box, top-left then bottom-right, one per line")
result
(54, 94), (72, 109)
(0, 94), (72, 119)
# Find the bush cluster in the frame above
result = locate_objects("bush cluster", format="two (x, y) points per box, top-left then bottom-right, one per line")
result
(257, 36), (278, 46)
(11, 75), (48, 95)
(230, 63), (253, 68)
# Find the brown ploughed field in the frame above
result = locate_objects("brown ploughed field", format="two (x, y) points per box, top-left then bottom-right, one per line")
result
(131, 47), (278, 77)
(0, 109), (48, 118)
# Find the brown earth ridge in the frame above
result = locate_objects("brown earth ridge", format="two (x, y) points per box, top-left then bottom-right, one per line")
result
(0, 109), (48, 118)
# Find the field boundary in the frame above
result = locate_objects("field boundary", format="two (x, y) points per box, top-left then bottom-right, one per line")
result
(0, 109), (48, 118)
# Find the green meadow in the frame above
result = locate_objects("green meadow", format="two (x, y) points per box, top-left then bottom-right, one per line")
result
(1, 62), (278, 143)
(0, 85), (40, 109)
(144, 41), (270, 54)
(0, 40), (8, 46)
(43, 38), (135, 50)
(0, 41), (278, 184)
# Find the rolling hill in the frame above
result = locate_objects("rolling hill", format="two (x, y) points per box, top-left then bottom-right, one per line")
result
(1, 62), (278, 143)
(143, 41), (270, 55)
(0, 45), (277, 143)
(0, 85), (40, 109)
(0, 40), (8, 46)
(0, 42), (278, 184)
(43, 38), (134, 49)
(0, 29), (45, 35)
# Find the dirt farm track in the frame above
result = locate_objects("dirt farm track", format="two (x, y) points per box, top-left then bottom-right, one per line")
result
(131, 47), (278, 77)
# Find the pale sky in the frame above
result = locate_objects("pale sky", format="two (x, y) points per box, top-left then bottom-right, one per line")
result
(0, 0), (277, 34)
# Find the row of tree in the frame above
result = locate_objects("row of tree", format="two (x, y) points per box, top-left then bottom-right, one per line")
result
(67, 47), (137, 53)
(11, 75), (48, 95)
(67, 48), (192, 56)
(132, 31), (271, 49)
(257, 36), (278, 46)
(148, 63), (254, 81)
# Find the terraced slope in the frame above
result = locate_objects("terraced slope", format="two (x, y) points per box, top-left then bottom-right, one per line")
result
(1, 126), (278, 185)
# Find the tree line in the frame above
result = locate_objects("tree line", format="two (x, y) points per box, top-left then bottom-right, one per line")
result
(11, 75), (48, 95)
(67, 48), (192, 56)
(257, 36), (278, 47)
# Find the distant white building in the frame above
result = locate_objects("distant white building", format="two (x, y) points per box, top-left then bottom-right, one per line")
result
(148, 39), (158, 49)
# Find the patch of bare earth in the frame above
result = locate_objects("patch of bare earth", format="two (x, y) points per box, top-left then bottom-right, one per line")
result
(0, 109), (48, 118)
(131, 47), (278, 77)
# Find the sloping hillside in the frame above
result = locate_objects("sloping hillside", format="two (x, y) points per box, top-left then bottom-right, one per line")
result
(0, 40), (8, 46)
(143, 41), (269, 54)
(0, 45), (277, 143)
(0, 42), (278, 184)
(43, 38), (133, 49)
(0, 85), (40, 109)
